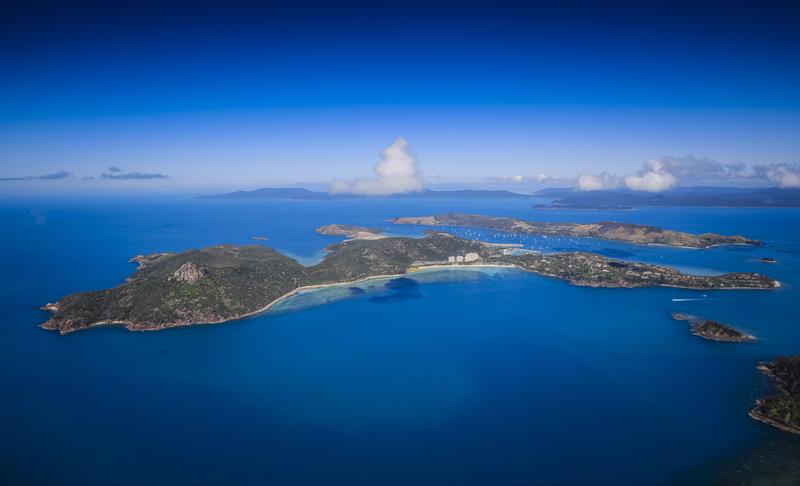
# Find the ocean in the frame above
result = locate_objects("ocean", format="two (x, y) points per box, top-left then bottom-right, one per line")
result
(1, 195), (798, 485)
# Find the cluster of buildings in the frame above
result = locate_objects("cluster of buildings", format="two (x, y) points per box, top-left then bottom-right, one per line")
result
(447, 252), (480, 263)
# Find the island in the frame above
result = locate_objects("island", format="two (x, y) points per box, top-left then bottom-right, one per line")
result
(671, 313), (756, 342)
(41, 230), (778, 334)
(389, 213), (760, 248)
(200, 187), (534, 200)
(750, 356), (800, 435)
(315, 224), (385, 240)
(530, 186), (800, 208)
(533, 203), (635, 211)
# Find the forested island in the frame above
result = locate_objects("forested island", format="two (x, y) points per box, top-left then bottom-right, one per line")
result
(671, 313), (756, 342)
(390, 213), (760, 248)
(315, 224), (385, 240)
(41, 230), (777, 334)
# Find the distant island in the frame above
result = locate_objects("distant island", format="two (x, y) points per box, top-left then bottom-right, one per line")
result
(389, 213), (760, 248)
(532, 186), (800, 208)
(315, 224), (385, 240)
(750, 356), (800, 435)
(671, 313), (756, 342)
(41, 231), (777, 334)
(200, 187), (534, 200)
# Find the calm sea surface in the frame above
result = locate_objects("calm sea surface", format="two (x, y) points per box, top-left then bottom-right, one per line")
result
(1, 196), (798, 485)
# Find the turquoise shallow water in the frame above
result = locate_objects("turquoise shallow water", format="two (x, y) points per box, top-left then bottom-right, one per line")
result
(1, 196), (798, 485)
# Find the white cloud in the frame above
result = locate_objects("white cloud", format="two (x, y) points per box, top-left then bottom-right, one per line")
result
(623, 160), (677, 192)
(574, 157), (800, 192)
(329, 178), (350, 193)
(487, 173), (562, 184)
(330, 137), (424, 196)
(576, 172), (621, 191)
(766, 164), (800, 188)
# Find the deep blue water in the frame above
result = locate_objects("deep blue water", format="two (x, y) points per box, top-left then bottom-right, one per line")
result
(1, 196), (799, 485)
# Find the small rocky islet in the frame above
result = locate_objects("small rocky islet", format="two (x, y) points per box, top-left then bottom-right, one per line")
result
(670, 313), (757, 342)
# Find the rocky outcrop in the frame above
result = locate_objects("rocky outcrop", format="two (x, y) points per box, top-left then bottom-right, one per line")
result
(168, 262), (207, 284)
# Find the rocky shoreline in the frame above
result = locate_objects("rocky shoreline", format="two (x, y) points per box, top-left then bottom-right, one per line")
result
(749, 357), (800, 435)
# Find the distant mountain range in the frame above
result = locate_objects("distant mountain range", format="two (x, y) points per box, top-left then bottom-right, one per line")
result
(532, 186), (800, 208)
(199, 185), (800, 207)
(200, 187), (535, 200)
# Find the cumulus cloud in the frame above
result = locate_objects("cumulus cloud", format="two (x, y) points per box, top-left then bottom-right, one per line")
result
(497, 175), (525, 183)
(486, 173), (563, 184)
(658, 155), (747, 183)
(575, 156), (799, 192)
(624, 160), (677, 192)
(330, 137), (423, 196)
(761, 163), (800, 188)
(576, 172), (621, 191)
(0, 171), (71, 181)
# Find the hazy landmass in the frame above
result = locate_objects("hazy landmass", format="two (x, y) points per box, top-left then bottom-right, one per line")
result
(533, 186), (800, 208)
(200, 187), (534, 200)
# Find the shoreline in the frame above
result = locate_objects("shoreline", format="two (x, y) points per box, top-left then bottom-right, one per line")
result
(749, 407), (800, 435)
(47, 264), (518, 334)
(43, 262), (778, 334)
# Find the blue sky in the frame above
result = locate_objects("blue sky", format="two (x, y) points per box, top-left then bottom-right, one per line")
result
(1, 0), (798, 193)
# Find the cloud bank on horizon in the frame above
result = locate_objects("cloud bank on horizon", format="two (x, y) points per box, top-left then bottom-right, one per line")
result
(577, 157), (800, 191)
(101, 167), (168, 180)
(0, 171), (72, 181)
(0, 167), (168, 184)
(330, 137), (424, 196)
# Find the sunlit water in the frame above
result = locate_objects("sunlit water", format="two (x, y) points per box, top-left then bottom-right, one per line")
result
(1, 196), (798, 485)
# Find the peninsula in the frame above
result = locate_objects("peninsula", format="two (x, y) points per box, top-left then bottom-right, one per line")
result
(41, 231), (778, 334)
(315, 224), (385, 240)
(389, 213), (760, 248)
(750, 356), (800, 435)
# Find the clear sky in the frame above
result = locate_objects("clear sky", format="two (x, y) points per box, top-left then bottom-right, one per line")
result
(1, 0), (798, 193)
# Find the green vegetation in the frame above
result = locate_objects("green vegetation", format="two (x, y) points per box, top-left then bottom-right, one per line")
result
(750, 356), (800, 435)
(41, 231), (777, 334)
(390, 213), (761, 248)
(670, 313), (756, 342)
